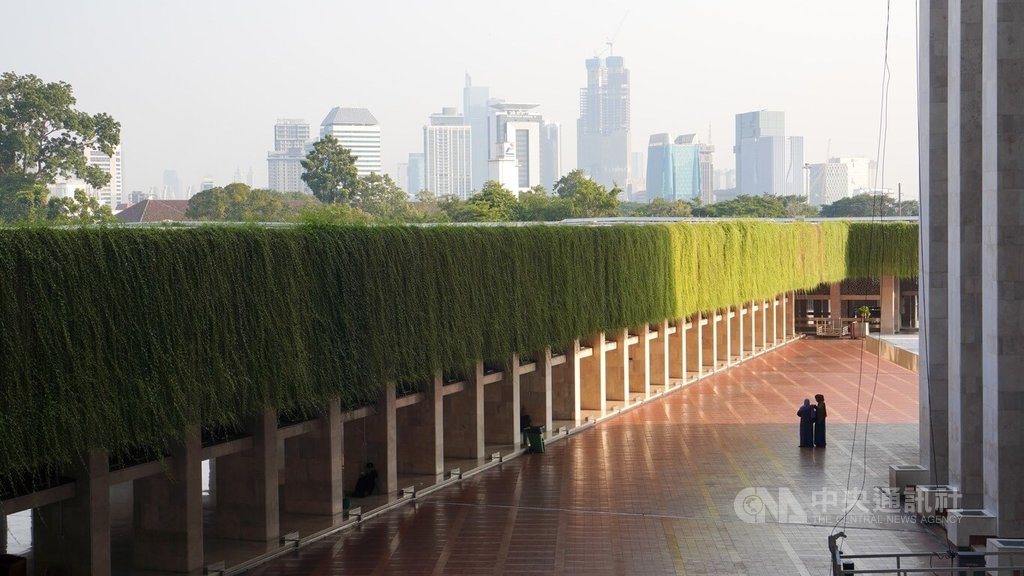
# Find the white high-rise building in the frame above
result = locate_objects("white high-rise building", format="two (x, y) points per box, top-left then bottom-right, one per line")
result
(807, 157), (873, 206)
(320, 107), (381, 177)
(489, 102), (542, 195)
(48, 145), (123, 210)
(734, 110), (804, 197)
(540, 123), (562, 193)
(578, 56), (631, 191)
(267, 119), (311, 194)
(424, 107), (473, 200)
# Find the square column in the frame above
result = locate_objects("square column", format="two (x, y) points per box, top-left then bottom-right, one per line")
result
(947, 0), (985, 510)
(715, 313), (730, 368)
(880, 276), (901, 334)
(33, 450), (110, 575)
(700, 313), (716, 373)
(760, 299), (769, 351)
(520, 349), (553, 435)
(744, 302), (756, 355)
(604, 330), (628, 405)
(628, 325), (650, 401)
(919, 0), (951, 485)
(730, 308), (744, 362)
(444, 364), (484, 460)
(133, 430), (203, 573)
(772, 298), (782, 346)
(365, 382), (398, 501)
(684, 317), (701, 381)
(579, 332), (606, 415)
(829, 282), (843, 323)
(981, 0), (1024, 537)
(551, 341), (581, 426)
(396, 376), (443, 478)
(785, 292), (795, 339)
(213, 409), (279, 544)
(484, 358), (520, 447)
(283, 400), (344, 517)
(650, 320), (670, 391)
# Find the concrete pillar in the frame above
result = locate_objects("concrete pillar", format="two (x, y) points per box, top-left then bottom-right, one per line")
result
(628, 325), (650, 401)
(604, 330), (628, 405)
(785, 292), (796, 339)
(771, 298), (781, 346)
(33, 450), (110, 575)
(919, 0), (950, 485)
(551, 341), (580, 426)
(213, 409), (279, 544)
(880, 276), (900, 334)
(579, 332), (606, 414)
(730, 308), (743, 362)
(650, 320), (670, 390)
(444, 364), (483, 461)
(760, 300), (768, 351)
(283, 400), (344, 517)
(366, 383), (398, 501)
(947, 0), (985, 511)
(1, 513), (6, 553)
(829, 282), (843, 324)
(745, 302), (756, 354)
(520, 349), (553, 435)
(685, 317), (701, 380)
(716, 313), (730, 367)
(396, 375), (443, 478)
(133, 430), (203, 573)
(981, 0), (1024, 537)
(484, 358), (520, 447)
(701, 313), (716, 373)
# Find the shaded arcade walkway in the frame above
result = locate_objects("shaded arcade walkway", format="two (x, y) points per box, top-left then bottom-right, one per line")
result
(248, 340), (944, 575)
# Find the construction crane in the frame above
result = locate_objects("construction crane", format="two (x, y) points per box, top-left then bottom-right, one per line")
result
(597, 10), (629, 57)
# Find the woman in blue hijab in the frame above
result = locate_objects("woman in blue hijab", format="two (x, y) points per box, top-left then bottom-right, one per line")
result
(797, 398), (816, 447)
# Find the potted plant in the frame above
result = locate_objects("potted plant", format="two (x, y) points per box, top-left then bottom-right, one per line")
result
(856, 305), (872, 338)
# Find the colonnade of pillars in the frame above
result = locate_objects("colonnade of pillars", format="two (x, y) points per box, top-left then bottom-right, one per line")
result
(4, 294), (797, 575)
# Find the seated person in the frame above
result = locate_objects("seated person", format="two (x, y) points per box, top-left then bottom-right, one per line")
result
(353, 462), (378, 497)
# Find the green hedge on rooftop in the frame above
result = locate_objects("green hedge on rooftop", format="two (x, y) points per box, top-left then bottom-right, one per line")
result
(0, 221), (917, 476)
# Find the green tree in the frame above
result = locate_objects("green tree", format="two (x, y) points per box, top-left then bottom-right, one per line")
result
(0, 177), (47, 223)
(45, 188), (115, 225)
(630, 197), (694, 217)
(779, 195), (818, 218)
(695, 194), (787, 218)
(352, 173), (410, 220)
(819, 193), (897, 217)
(513, 188), (572, 221)
(0, 72), (120, 189)
(553, 169), (619, 217)
(300, 135), (358, 204)
(186, 183), (307, 222)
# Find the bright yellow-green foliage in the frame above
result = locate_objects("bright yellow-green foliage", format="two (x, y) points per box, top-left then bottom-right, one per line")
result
(0, 221), (916, 475)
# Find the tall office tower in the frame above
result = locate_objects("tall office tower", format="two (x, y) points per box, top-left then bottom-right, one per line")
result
(629, 150), (647, 197)
(463, 76), (491, 192)
(49, 145), (123, 210)
(267, 119), (311, 193)
(488, 102), (543, 195)
(714, 168), (736, 191)
(162, 169), (181, 199)
(697, 141), (715, 205)
(733, 110), (804, 197)
(407, 153), (425, 197)
(577, 56), (631, 190)
(396, 162), (409, 194)
(424, 107), (473, 200)
(645, 134), (701, 202)
(540, 122), (561, 192)
(320, 107), (381, 177)
(807, 157), (873, 206)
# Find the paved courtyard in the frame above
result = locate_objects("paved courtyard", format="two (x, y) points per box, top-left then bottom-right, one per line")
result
(249, 339), (945, 575)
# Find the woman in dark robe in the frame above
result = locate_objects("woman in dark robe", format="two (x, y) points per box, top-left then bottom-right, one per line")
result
(797, 398), (816, 447)
(814, 394), (827, 447)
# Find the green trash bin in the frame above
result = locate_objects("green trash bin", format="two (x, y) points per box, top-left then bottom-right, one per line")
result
(526, 426), (545, 453)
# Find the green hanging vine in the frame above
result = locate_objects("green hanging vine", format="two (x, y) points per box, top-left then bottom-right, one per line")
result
(0, 221), (917, 478)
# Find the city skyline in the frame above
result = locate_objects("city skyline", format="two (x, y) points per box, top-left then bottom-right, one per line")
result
(1, 1), (918, 197)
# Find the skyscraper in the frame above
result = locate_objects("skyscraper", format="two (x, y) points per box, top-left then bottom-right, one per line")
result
(320, 107), (381, 177)
(645, 134), (701, 202)
(540, 123), (562, 192)
(733, 110), (803, 197)
(463, 77), (490, 192)
(697, 141), (715, 205)
(807, 157), (872, 206)
(407, 153), (425, 197)
(424, 107), (473, 200)
(162, 169), (181, 199)
(267, 119), (310, 194)
(48, 145), (123, 210)
(577, 56), (631, 190)
(489, 102), (543, 195)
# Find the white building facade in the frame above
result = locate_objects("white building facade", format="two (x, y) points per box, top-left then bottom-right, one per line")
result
(48, 145), (123, 210)
(424, 108), (473, 200)
(489, 102), (542, 195)
(807, 157), (872, 206)
(320, 107), (381, 177)
(267, 119), (310, 194)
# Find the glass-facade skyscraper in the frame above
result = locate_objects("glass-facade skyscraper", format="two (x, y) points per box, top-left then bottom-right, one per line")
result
(646, 134), (701, 202)
(734, 110), (803, 197)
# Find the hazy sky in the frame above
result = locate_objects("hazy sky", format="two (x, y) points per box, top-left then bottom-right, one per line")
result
(2, 0), (919, 198)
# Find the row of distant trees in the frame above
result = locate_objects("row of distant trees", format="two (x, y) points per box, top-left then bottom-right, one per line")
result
(0, 71), (918, 226)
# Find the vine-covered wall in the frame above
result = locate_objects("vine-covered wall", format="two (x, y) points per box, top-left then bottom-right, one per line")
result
(0, 221), (917, 476)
